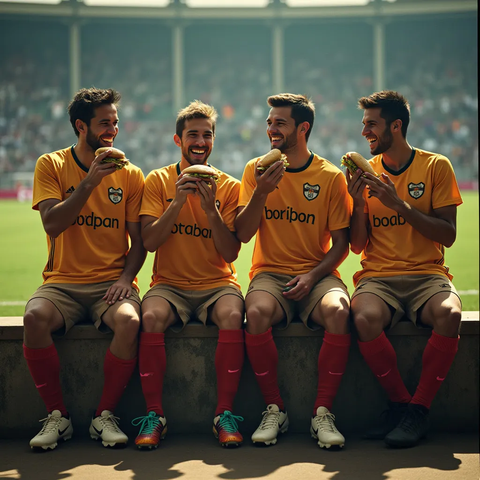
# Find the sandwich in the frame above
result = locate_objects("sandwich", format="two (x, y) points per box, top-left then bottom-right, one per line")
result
(95, 147), (128, 170)
(182, 164), (219, 183)
(256, 149), (289, 173)
(341, 152), (378, 177)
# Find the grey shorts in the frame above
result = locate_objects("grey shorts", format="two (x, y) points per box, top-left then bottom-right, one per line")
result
(246, 272), (349, 330)
(352, 274), (461, 327)
(26, 281), (141, 335)
(143, 283), (244, 332)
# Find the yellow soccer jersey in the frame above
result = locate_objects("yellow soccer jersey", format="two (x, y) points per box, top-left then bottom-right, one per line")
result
(140, 162), (241, 290)
(32, 146), (145, 285)
(238, 152), (352, 280)
(353, 148), (463, 285)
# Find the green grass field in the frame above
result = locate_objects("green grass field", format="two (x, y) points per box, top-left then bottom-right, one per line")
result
(0, 192), (478, 316)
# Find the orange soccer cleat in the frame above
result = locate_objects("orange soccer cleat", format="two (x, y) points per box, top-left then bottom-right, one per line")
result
(132, 411), (167, 450)
(213, 410), (244, 448)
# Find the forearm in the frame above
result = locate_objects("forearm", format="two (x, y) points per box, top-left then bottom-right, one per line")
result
(119, 240), (147, 284)
(396, 202), (456, 247)
(350, 205), (369, 254)
(234, 191), (268, 243)
(42, 181), (95, 237)
(309, 237), (349, 283)
(142, 200), (183, 252)
(207, 210), (241, 263)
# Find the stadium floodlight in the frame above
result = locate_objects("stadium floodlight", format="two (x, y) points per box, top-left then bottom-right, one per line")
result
(285, 0), (370, 6)
(185, 0), (269, 7)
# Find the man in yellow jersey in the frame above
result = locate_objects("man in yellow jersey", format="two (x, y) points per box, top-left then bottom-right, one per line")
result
(235, 94), (352, 449)
(346, 90), (462, 448)
(132, 101), (245, 450)
(23, 88), (146, 451)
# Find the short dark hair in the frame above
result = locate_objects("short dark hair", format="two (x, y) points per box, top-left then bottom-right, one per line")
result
(267, 93), (315, 141)
(358, 90), (410, 138)
(176, 100), (218, 138)
(68, 88), (121, 137)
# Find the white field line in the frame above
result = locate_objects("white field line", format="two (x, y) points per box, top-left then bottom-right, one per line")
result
(0, 289), (478, 307)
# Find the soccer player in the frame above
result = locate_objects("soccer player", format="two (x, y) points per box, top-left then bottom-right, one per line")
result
(132, 101), (245, 450)
(23, 88), (146, 451)
(235, 94), (352, 449)
(346, 90), (462, 448)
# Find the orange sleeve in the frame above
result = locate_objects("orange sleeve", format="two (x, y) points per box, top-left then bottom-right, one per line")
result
(238, 160), (257, 207)
(220, 180), (240, 231)
(126, 168), (145, 223)
(431, 156), (463, 209)
(328, 172), (352, 231)
(32, 155), (63, 210)
(140, 171), (166, 219)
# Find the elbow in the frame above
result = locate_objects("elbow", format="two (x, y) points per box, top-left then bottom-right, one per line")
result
(142, 238), (158, 253)
(350, 244), (364, 255)
(44, 225), (61, 239)
(235, 230), (253, 244)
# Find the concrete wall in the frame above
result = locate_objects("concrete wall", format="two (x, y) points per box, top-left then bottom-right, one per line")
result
(0, 315), (478, 439)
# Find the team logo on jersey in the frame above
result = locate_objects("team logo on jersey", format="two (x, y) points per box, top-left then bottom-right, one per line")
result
(108, 187), (123, 204)
(303, 183), (320, 201)
(216, 200), (221, 209)
(408, 182), (425, 199)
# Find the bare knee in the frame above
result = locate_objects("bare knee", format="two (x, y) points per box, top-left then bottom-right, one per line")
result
(245, 304), (275, 335)
(216, 309), (244, 330)
(432, 306), (462, 337)
(314, 303), (350, 334)
(141, 309), (172, 333)
(113, 311), (140, 338)
(353, 310), (385, 342)
(23, 307), (63, 347)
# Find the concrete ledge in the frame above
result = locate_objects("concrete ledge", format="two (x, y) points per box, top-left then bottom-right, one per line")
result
(1, 311), (479, 339)
(0, 313), (478, 439)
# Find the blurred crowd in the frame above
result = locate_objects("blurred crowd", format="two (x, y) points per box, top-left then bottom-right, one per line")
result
(0, 16), (477, 184)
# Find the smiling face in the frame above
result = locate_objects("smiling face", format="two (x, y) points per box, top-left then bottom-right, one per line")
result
(266, 106), (301, 152)
(83, 104), (119, 153)
(174, 117), (214, 165)
(361, 107), (394, 156)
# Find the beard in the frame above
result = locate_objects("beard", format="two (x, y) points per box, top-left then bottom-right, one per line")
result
(272, 130), (298, 153)
(181, 145), (212, 165)
(371, 127), (394, 155)
(85, 130), (105, 153)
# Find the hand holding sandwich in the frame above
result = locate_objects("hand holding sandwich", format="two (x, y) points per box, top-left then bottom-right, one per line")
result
(254, 149), (288, 195)
(84, 148), (126, 189)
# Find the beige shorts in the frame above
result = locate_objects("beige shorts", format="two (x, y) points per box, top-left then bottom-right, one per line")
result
(246, 272), (349, 330)
(352, 274), (461, 328)
(142, 283), (244, 332)
(26, 281), (141, 335)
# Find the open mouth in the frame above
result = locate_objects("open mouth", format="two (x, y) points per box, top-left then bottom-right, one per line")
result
(101, 138), (114, 147)
(367, 137), (377, 148)
(270, 136), (283, 146)
(190, 148), (207, 158)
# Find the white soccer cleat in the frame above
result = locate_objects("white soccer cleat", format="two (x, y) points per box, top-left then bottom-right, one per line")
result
(30, 410), (73, 450)
(310, 406), (345, 449)
(89, 410), (128, 447)
(251, 404), (289, 446)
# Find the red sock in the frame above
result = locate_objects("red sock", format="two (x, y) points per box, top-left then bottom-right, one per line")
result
(215, 329), (245, 416)
(314, 332), (351, 413)
(411, 331), (459, 409)
(139, 332), (166, 416)
(23, 343), (67, 416)
(245, 328), (284, 410)
(358, 332), (412, 403)
(95, 348), (136, 417)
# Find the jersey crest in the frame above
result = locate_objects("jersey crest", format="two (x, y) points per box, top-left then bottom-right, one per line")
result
(303, 183), (320, 201)
(108, 187), (123, 204)
(408, 182), (425, 199)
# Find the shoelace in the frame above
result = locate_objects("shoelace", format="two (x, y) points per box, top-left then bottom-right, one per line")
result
(131, 412), (160, 434)
(259, 408), (281, 430)
(313, 412), (337, 433)
(397, 409), (424, 434)
(217, 411), (244, 433)
(38, 414), (62, 435)
(99, 413), (122, 432)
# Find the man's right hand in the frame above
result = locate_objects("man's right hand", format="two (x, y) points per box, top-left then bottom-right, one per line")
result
(254, 160), (285, 195)
(84, 149), (120, 189)
(175, 173), (200, 206)
(345, 168), (367, 207)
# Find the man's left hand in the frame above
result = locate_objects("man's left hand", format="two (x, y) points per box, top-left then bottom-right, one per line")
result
(282, 273), (316, 301)
(197, 178), (218, 214)
(363, 172), (404, 211)
(103, 278), (132, 305)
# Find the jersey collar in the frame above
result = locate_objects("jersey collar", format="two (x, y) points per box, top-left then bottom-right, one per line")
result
(285, 151), (314, 173)
(381, 148), (416, 176)
(71, 145), (89, 173)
